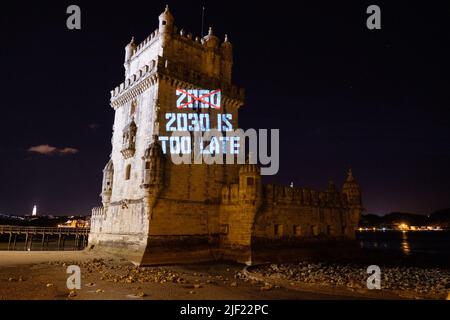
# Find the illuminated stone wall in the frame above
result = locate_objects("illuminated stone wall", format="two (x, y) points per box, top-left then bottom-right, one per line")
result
(88, 7), (362, 265)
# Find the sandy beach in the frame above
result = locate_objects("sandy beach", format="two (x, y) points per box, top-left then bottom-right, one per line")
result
(0, 251), (447, 300)
(0, 251), (96, 267)
(0, 251), (343, 300)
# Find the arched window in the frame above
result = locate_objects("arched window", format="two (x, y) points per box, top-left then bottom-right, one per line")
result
(125, 164), (131, 180)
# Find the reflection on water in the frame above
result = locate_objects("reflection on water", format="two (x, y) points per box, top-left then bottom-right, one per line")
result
(401, 231), (410, 255)
(356, 230), (450, 257)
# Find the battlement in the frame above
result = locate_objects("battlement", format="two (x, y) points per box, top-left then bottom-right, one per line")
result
(112, 6), (237, 109)
(263, 184), (348, 207)
(91, 206), (105, 217)
(132, 29), (160, 59)
(110, 58), (159, 107)
(158, 57), (244, 98)
(168, 26), (232, 57)
(129, 26), (227, 63)
(221, 183), (348, 208)
(110, 55), (244, 108)
(89, 7), (363, 265)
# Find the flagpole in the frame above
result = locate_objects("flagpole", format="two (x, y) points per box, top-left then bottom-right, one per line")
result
(201, 6), (205, 37)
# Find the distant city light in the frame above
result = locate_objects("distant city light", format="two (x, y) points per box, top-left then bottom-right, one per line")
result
(357, 225), (443, 232)
(398, 223), (409, 231)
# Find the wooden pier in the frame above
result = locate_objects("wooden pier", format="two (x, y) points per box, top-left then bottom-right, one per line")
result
(0, 225), (90, 251)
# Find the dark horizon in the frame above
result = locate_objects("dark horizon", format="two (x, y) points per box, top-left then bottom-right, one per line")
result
(1, 1), (449, 217)
(1, 210), (447, 218)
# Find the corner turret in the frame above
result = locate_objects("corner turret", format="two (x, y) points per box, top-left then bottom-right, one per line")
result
(341, 169), (363, 239)
(141, 135), (165, 208)
(203, 27), (219, 49)
(124, 37), (136, 76)
(239, 157), (262, 206)
(101, 159), (114, 208)
(141, 136), (164, 188)
(159, 5), (174, 46)
(342, 168), (361, 206)
(220, 34), (233, 83)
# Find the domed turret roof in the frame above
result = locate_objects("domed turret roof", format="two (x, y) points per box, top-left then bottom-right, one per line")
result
(221, 34), (232, 46)
(203, 27), (219, 48)
(143, 136), (164, 159)
(342, 168), (360, 189)
(159, 5), (174, 21)
(103, 159), (113, 172)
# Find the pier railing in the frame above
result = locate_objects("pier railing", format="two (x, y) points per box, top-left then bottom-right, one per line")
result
(0, 225), (90, 251)
(0, 225), (90, 235)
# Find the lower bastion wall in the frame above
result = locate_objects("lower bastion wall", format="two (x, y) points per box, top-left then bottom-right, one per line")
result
(89, 168), (362, 266)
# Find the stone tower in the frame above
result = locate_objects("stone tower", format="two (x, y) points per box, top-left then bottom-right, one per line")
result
(341, 169), (363, 239)
(89, 6), (362, 266)
(89, 6), (245, 265)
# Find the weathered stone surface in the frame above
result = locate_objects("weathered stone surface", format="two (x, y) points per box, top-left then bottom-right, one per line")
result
(88, 7), (362, 266)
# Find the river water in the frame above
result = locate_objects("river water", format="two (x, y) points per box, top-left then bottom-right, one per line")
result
(356, 230), (450, 255)
(0, 230), (448, 257)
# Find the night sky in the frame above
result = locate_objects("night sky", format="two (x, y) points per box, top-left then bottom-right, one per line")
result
(0, 1), (449, 216)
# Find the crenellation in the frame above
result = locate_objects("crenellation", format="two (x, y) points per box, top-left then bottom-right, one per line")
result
(132, 29), (160, 60)
(259, 184), (350, 210)
(91, 206), (105, 217)
(111, 53), (243, 109)
(89, 6), (362, 266)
